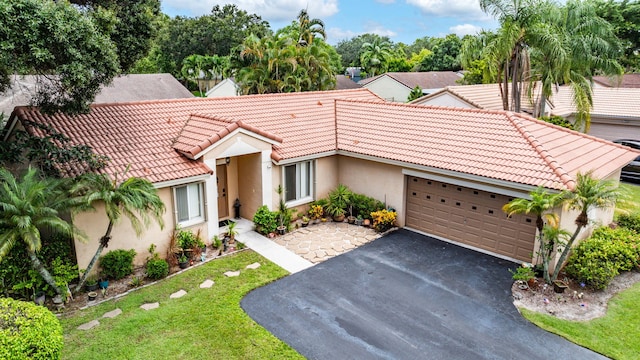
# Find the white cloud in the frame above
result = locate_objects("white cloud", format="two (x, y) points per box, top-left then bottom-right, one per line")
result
(406, 0), (487, 19)
(327, 28), (360, 43)
(363, 22), (398, 38)
(449, 23), (482, 37)
(162, 0), (338, 22)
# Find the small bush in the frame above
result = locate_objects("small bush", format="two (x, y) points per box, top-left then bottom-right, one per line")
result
(253, 205), (278, 235)
(100, 249), (136, 280)
(616, 213), (640, 233)
(0, 297), (63, 360)
(565, 227), (640, 289)
(539, 115), (574, 130)
(146, 257), (169, 280)
(176, 229), (199, 250)
(351, 193), (385, 220)
(371, 209), (397, 232)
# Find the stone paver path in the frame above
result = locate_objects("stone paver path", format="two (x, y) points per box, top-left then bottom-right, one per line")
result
(77, 319), (100, 330)
(102, 308), (122, 318)
(274, 222), (380, 263)
(200, 279), (215, 288)
(246, 262), (261, 270)
(170, 290), (187, 299)
(224, 271), (241, 277)
(140, 302), (159, 310)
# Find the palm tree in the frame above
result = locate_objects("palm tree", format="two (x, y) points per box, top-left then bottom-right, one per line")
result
(71, 171), (165, 292)
(182, 54), (206, 96)
(551, 172), (621, 281)
(297, 9), (326, 46)
(503, 186), (567, 283)
(0, 167), (76, 297)
(360, 38), (393, 77)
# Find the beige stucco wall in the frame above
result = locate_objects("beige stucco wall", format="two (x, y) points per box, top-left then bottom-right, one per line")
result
(237, 153), (262, 218)
(416, 93), (476, 108)
(364, 77), (410, 102)
(337, 156), (406, 226)
(72, 187), (208, 273)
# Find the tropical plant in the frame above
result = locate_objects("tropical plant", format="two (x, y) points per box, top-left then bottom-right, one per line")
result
(226, 221), (238, 244)
(360, 38), (393, 77)
(70, 171), (165, 292)
(296, 9), (326, 46)
(327, 184), (352, 219)
(0, 167), (78, 298)
(407, 85), (424, 102)
(509, 265), (535, 282)
(371, 209), (397, 232)
(551, 172), (622, 281)
(502, 186), (568, 283)
(252, 205), (278, 235)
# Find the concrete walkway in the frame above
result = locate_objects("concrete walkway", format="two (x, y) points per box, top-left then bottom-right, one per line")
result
(227, 218), (380, 273)
(230, 218), (313, 274)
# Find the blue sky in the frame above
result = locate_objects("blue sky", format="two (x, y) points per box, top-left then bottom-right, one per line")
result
(161, 0), (499, 45)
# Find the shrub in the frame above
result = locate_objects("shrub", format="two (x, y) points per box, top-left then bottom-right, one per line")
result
(253, 205), (278, 235)
(100, 249), (136, 280)
(371, 209), (397, 232)
(176, 229), (199, 250)
(350, 193), (384, 220)
(616, 213), (640, 233)
(146, 257), (169, 280)
(0, 297), (63, 360)
(539, 115), (574, 130)
(565, 227), (640, 289)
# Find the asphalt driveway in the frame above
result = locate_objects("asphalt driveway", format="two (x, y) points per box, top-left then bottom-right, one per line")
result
(241, 229), (607, 359)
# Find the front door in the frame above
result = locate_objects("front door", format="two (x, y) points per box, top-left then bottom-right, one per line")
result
(217, 164), (229, 218)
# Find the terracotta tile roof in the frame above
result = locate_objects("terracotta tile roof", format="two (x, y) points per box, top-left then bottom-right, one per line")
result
(414, 83), (538, 113)
(551, 86), (640, 119)
(593, 74), (640, 88)
(335, 100), (638, 190)
(10, 89), (381, 183)
(359, 72), (462, 89)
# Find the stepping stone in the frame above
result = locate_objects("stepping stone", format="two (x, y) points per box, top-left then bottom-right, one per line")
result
(102, 308), (122, 318)
(224, 271), (240, 277)
(170, 289), (187, 299)
(77, 320), (100, 330)
(245, 262), (261, 270)
(200, 279), (215, 288)
(140, 302), (159, 310)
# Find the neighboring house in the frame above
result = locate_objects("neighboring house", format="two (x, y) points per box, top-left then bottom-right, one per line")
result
(415, 83), (640, 140)
(593, 73), (640, 88)
(205, 78), (240, 97)
(358, 71), (463, 102)
(335, 75), (361, 90)
(0, 74), (193, 119)
(4, 89), (637, 270)
(549, 87), (640, 140)
(412, 83), (551, 116)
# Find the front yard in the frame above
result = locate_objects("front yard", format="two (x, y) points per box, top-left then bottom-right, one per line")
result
(60, 251), (302, 360)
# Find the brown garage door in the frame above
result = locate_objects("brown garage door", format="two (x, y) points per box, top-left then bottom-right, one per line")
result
(405, 176), (536, 262)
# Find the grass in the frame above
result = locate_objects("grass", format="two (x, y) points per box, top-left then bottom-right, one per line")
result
(60, 251), (303, 360)
(521, 281), (640, 360)
(617, 183), (640, 217)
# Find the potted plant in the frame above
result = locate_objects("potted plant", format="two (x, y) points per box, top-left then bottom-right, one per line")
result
(85, 276), (99, 292)
(328, 184), (352, 222)
(178, 254), (189, 269)
(98, 272), (109, 290)
(226, 221), (238, 244)
(309, 204), (324, 224)
(211, 235), (223, 256)
(301, 216), (310, 227)
(355, 215), (363, 226)
(347, 205), (356, 224)
(87, 291), (98, 301)
(509, 265), (536, 288)
(276, 185), (290, 235)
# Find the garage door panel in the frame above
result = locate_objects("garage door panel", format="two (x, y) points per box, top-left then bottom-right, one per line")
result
(406, 176), (536, 262)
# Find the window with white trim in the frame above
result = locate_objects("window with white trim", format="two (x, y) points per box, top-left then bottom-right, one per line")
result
(174, 182), (204, 226)
(284, 161), (313, 205)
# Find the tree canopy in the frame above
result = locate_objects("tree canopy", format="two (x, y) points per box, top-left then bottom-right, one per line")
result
(0, 0), (160, 114)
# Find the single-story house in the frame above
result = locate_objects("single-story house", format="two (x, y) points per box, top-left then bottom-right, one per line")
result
(4, 88), (637, 270)
(593, 73), (640, 88)
(206, 76), (362, 98)
(414, 83), (640, 140)
(358, 71), (463, 102)
(0, 73), (193, 120)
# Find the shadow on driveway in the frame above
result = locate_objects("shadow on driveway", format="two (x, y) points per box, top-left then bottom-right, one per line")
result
(242, 229), (606, 359)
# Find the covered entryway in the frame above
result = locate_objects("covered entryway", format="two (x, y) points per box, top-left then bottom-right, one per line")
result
(405, 176), (536, 262)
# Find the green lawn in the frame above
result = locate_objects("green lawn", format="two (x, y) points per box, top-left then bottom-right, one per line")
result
(522, 281), (640, 360)
(617, 183), (640, 216)
(60, 251), (303, 360)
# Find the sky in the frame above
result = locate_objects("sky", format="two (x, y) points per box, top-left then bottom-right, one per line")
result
(161, 0), (499, 45)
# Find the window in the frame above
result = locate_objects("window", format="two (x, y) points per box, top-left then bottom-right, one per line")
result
(283, 161), (313, 205)
(175, 183), (204, 226)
